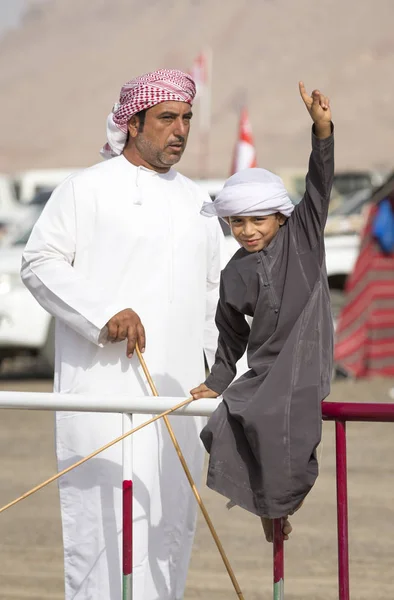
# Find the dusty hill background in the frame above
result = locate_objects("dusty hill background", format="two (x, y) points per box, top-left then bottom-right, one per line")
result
(0, 0), (393, 178)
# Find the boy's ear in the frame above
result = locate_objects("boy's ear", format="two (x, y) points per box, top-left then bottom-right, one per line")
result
(277, 213), (287, 226)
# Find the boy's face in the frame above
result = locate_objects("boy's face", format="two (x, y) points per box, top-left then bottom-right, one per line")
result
(228, 213), (286, 252)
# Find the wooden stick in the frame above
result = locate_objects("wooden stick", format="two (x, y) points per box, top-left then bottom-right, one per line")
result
(135, 346), (245, 599)
(0, 396), (195, 515)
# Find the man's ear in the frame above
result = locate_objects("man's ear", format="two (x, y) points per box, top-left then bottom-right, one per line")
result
(127, 116), (139, 138)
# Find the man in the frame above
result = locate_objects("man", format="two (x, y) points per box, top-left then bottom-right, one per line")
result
(21, 69), (224, 600)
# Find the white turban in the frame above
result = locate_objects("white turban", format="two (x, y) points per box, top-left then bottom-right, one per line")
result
(201, 168), (294, 219)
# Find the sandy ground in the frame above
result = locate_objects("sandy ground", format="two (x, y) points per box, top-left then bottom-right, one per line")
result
(0, 374), (394, 599)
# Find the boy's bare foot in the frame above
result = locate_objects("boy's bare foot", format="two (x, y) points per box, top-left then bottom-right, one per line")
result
(261, 516), (292, 542)
(261, 501), (304, 542)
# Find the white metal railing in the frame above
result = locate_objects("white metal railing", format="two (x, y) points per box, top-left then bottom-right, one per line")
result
(0, 391), (221, 415)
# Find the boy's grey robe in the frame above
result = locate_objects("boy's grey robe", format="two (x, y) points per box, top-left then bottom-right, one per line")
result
(202, 128), (334, 519)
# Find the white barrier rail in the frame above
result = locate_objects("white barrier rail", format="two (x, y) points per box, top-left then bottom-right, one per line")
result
(0, 391), (222, 416)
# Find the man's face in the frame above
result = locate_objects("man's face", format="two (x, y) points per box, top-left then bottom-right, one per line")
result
(228, 214), (286, 252)
(128, 101), (192, 171)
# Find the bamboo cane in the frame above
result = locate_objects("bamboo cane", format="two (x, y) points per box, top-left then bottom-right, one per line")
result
(0, 396), (195, 515)
(135, 345), (245, 599)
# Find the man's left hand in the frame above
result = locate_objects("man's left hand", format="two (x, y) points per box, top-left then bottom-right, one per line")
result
(299, 81), (332, 138)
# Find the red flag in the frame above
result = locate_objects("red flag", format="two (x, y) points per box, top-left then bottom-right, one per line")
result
(230, 107), (257, 174)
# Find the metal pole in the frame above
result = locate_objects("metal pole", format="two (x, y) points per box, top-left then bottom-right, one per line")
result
(122, 413), (133, 599)
(335, 420), (350, 600)
(0, 391), (222, 415)
(273, 518), (284, 599)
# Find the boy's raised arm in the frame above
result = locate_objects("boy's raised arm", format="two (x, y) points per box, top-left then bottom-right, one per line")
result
(293, 82), (334, 248)
(299, 82), (332, 140)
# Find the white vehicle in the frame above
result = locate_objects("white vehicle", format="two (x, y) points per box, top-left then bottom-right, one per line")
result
(0, 226), (54, 369)
(325, 233), (360, 285)
(0, 173), (29, 239)
(323, 186), (376, 319)
(12, 168), (80, 204)
(324, 233), (360, 321)
(0, 173), (19, 215)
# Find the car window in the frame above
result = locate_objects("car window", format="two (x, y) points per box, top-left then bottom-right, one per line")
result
(333, 174), (373, 196)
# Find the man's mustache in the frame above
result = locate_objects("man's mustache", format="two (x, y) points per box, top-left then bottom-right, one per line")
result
(166, 136), (185, 147)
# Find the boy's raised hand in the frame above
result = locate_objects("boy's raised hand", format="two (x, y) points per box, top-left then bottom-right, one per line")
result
(299, 81), (332, 138)
(190, 383), (219, 400)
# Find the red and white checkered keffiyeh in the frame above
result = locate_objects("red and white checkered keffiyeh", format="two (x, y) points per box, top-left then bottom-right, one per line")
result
(100, 69), (196, 159)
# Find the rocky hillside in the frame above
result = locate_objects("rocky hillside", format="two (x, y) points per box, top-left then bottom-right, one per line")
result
(0, 0), (393, 178)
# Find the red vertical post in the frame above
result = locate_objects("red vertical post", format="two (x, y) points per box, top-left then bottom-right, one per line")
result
(123, 479), (133, 598)
(335, 420), (350, 600)
(123, 480), (133, 573)
(122, 413), (133, 598)
(273, 518), (284, 599)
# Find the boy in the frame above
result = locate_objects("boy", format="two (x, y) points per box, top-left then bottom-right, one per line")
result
(191, 82), (334, 541)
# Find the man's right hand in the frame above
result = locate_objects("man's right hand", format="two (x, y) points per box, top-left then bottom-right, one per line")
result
(106, 309), (145, 358)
